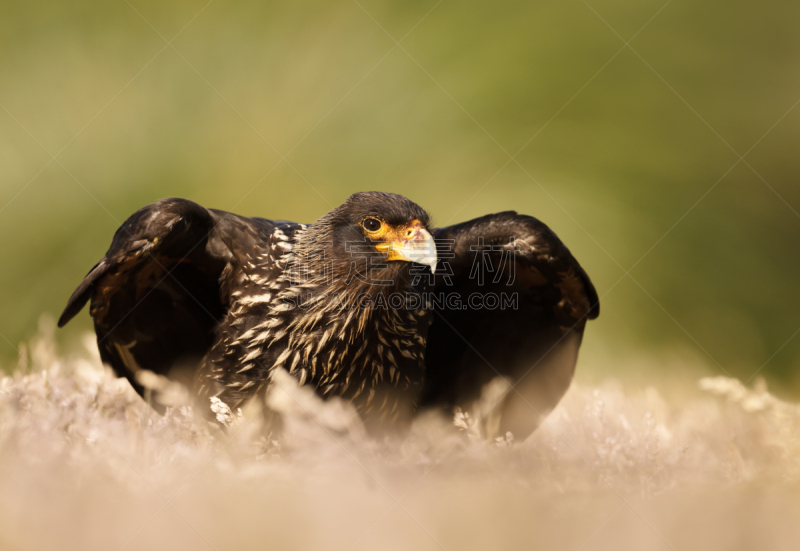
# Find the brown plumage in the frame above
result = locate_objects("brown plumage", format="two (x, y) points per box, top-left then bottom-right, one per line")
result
(59, 192), (598, 438)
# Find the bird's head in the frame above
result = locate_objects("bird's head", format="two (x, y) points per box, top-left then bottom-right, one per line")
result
(291, 192), (437, 292)
(332, 191), (436, 273)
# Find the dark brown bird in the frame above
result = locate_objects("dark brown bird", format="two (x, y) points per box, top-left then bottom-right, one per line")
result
(58, 192), (598, 438)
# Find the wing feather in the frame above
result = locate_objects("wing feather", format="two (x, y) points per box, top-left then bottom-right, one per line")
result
(58, 198), (273, 411)
(421, 211), (598, 439)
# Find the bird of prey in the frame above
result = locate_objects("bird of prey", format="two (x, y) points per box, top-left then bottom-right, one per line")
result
(59, 192), (598, 438)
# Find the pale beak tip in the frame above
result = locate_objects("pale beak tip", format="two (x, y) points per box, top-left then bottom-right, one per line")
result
(392, 226), (438, 274)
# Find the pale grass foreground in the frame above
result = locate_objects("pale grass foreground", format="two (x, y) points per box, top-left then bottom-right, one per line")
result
(0, 319), (798, 551)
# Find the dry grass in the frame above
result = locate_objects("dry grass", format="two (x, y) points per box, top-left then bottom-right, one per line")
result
(1, 319), (798, 551)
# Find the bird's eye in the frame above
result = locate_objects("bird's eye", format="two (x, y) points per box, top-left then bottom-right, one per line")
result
(362, 218), (382, 233)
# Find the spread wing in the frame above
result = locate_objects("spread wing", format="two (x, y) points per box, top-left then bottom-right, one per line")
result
(57, 197), (276, 411)
(421, 211), (599, 439)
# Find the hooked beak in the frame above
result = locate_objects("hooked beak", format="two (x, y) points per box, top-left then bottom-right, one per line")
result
(375, 224), (437, 273)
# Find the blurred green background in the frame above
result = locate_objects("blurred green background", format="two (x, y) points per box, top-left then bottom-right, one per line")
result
(1, 0), (798, 392)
